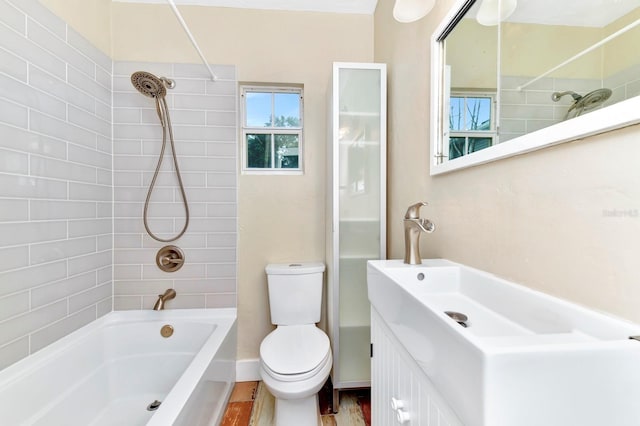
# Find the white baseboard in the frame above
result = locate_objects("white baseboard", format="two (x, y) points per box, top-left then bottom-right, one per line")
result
(236, 358), (261, 382)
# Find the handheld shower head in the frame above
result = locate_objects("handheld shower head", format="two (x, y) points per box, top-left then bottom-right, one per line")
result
(130, 70), (189, 243)
(131, 71), (175, 98)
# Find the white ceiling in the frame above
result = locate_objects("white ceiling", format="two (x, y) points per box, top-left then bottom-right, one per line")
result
(114, 0), (638, 26)
(112, 0), (379, 14)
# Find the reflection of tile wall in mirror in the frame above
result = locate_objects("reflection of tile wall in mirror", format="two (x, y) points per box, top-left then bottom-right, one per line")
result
(500, 75), (603, 143)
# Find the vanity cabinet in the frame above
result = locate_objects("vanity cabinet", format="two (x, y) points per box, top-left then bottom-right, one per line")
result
(326, 62), (386, 405)
(371, 308), (462, 426)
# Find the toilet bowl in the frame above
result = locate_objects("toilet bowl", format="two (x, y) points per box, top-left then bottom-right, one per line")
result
(259, 263), (332, 426)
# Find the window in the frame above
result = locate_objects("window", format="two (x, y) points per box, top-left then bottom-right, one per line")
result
(448, 93), (495, 160)
(241, 85), (303, 173)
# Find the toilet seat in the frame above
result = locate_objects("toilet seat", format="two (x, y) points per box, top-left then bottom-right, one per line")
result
(262, 349), (331, 382)
(260, 325), (331, 382)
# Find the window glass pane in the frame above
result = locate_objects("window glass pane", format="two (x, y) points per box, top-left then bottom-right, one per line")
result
(449, 137), (465, 159)
(274, 93), (301, 127)
(466, 97), (491, 130)
(449, 97), (464, 131)
(247, 134), (272, 168)
(468, 137), (492, 153)
(274, 134), (299, 168)
(246, 92), (272, 127)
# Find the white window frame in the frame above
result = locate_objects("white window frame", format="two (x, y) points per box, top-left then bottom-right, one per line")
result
(240, 85), (304, 175)
(448, 91), (497, 160)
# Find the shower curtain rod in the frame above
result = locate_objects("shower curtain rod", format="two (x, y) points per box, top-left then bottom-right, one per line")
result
(517, 18), (640, 91)
(166, 0), (218, 81)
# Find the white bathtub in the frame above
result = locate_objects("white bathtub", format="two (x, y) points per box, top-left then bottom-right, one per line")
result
(0, 308), (237, 426)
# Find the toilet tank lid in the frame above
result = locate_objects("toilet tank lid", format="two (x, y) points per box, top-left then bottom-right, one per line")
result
(265, 262), (325, 275)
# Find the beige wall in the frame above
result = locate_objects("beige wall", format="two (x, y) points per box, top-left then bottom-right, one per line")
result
(500, 21), (602, 79)
(448, 8), (640, 89)
(110, 3), (373, 360)
(446, 19), (498, 88)
(603, 7), (640, 76)
(375, 0), (640, 323)
(447, 19), (605, 88)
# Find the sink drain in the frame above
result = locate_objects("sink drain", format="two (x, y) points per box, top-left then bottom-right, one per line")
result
(445, 311), (469, 328)
(147, 400), (162, 411)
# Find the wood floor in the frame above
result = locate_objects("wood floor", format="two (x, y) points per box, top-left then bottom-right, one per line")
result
(221, 381), (371, 426)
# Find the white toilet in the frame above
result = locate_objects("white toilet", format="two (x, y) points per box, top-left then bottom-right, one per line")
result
(259, 262), (332, 426)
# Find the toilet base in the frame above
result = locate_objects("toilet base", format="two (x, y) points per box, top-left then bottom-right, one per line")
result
(274, 393), (321, 426)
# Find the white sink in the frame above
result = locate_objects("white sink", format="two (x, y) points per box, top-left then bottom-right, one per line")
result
(368, 259), (640, 426)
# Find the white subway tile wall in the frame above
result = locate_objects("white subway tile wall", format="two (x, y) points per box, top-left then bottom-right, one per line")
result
(0, 0), (113, 369)
(0, 0), (239, 371)
(604, 63), (640, 105)
(112, 61), (237, 310)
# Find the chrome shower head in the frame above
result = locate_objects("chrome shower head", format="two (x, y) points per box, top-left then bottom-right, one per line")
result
(576, 88), (612, 111)
(557, 87), (613, 120)
(131, 71), (175, 98)
(552, 88), (612, 108)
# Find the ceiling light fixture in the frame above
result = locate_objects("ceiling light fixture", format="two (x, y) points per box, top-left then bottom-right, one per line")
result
(476, 0), (517, 26)
(393, 0), (436, 23)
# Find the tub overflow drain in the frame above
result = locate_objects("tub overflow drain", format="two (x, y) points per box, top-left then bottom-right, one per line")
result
(147, 400), (162, 411)
(160, 324), (174, 338)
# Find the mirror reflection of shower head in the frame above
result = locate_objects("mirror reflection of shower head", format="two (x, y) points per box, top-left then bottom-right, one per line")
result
(575, 88), (612, 110)
(131, 71), (175, 98)
(551, 88), (612, 107)
(553, 88), (612, 120)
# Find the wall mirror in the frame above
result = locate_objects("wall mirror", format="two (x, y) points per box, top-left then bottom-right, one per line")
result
(430, 0), (640, 175)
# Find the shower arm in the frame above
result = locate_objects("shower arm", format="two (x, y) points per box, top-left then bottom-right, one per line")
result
(166, 0), (218, 82)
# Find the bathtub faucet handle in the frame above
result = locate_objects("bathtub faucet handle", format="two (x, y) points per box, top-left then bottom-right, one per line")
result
(156, 245), (185, 272)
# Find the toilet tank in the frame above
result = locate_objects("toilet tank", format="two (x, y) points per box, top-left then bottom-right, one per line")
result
(265, 262), (325, 325)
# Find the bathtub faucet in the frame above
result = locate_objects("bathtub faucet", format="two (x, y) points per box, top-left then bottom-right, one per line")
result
(403, 202), (435, 265)
(153, 289), (177, 311)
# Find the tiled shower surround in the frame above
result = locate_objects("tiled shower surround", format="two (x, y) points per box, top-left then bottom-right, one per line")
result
(112, 62), (237, 310)
(0, 0), (238, 369)
(500, 66), (640, 143)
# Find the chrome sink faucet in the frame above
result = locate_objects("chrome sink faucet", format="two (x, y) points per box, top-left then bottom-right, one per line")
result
(153, 288), (176, 311)
(403, 202), (435, 265)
